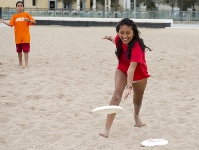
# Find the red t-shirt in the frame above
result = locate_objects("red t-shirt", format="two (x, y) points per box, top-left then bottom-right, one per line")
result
(115, 34), (150, 81)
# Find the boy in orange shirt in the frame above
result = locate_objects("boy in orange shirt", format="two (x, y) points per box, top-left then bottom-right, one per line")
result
(0, 1), (36, 68)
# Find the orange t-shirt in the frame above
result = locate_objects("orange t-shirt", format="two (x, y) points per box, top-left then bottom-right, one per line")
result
(9, 12), (34, 44)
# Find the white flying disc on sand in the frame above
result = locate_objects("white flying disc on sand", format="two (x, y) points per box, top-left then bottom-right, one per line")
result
(92, 105), (123, 115)
(141, 139), (168, 147)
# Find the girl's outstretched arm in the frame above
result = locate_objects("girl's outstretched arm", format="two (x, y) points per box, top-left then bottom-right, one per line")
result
(123, 62), (137, 100)
(102, 36), (115, 44)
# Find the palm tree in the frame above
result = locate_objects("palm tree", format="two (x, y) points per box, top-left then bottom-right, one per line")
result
(58, 0), (74, 9)
(160, 0), (177, 11)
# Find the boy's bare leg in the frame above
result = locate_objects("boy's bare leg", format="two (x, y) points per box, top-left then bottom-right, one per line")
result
(24, 52), (28, 67)
(99, 69), (127, 138)
(132, 78), (147, 127)
(18, 52), (23, 66)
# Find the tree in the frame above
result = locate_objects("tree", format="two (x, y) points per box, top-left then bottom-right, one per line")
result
(160, 0), (199, 11)
(114, 0), (119, 11)
(135, 0), (156, 10)
(182, 0), (199, 10)
(176, 0), (199, 11)
(97, 0), (119, 11)
(57, 0), (75, 9)
(178, 0), (183, 10)
(160, 0), (178, 10)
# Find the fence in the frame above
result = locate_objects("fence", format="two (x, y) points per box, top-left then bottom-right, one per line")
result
(1, 7), (199, 23)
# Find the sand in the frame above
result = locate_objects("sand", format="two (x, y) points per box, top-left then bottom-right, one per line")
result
(0, 25), (199, 150)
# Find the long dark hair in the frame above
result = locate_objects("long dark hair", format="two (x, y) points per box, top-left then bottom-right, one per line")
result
(115, 18), (152, 60)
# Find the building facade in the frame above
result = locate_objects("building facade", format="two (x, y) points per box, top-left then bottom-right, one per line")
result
(0, 0), (198, 11)
(0, 0), (91, 10)
(0, 0), (66, 9)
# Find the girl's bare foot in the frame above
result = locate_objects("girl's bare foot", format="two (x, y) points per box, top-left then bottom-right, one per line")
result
(134, 114), (145, 127)
(99, 129), (110, 138)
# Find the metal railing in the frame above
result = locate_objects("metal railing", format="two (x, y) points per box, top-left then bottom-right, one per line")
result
(1, 7), (199, 23)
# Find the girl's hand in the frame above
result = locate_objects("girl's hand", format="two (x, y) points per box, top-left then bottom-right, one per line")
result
(123, 88), (132, 100)
(102, 36), (113, 41)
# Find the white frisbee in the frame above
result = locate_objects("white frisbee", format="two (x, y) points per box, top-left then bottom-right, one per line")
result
(141, 139), (168, 147)
(91, 105), (123, 115)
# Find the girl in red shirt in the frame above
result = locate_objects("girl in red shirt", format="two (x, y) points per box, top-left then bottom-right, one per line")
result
(100, 18), (152, 138)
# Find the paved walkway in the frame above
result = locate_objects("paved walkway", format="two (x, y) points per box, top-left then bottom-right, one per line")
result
(169, 23), (199, 28)
(0, 23), (8, 27)
(1, 21), (199, 28)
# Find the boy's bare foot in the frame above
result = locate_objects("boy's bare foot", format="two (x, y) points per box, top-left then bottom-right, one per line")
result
(16, 65), (23, 68)
(23, 66), (28, 69)
(99, 129), (110, 138)
(134, 114), (145, 127)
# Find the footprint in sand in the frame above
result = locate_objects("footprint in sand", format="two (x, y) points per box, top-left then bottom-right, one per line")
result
(0, 74), (7, 79)
(0, 117), (11, 123)
(2, 102), (20, 108)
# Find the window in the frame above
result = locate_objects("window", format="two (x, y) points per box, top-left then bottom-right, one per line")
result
(33, 0), (36, 6)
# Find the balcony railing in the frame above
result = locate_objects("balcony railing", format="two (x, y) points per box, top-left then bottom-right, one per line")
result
(1, 8), (199, 23)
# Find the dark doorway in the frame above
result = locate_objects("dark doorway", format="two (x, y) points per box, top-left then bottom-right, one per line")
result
(0, 7), (2, 19)
(50, 1), (55, 10)
(22, 0), (24, 6)
(33, 0), (36, 6)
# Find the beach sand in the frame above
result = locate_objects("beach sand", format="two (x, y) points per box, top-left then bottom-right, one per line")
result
(0, 25), (199, 150)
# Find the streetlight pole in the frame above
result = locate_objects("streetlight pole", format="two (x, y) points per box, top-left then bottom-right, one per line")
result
(134, 0), (136, 18)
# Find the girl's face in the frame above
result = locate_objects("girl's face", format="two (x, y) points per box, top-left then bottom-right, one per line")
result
(16, 3), (24, 12)
(118, 25), (134, 44)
